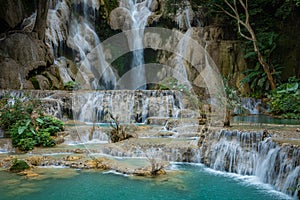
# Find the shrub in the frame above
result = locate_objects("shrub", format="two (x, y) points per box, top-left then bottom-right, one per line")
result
(268, 77), (300, 119)
(63, 81), (80, 90)
(0, 96), (64, 151)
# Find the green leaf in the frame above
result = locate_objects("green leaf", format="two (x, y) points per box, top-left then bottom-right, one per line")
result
(244, 51), (257, 59)
(36, 118), (44, 124)
(286, 82), (298, 92)
(30, 127), (36, 135)
(18, 126), (27, 135)
(258, 76), (266, 88)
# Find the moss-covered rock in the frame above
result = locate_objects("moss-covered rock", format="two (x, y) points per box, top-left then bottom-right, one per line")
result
(9, 159), (30, 172)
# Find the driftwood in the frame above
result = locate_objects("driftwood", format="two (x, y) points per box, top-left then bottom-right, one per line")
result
(107, 113), (134, 143)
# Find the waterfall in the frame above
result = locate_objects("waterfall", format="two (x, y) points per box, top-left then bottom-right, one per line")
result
(173, 28), (191, 86)
(46, 0), (69, 57)
(199, 129), (300, 197)
(46, 0), (116, 89)
(175, 0), (192, 29)
(239, 97), (263, 115)
(74, 90), (184, 123)
(0, 90), (71, 119)
(119, 0), (153, 89)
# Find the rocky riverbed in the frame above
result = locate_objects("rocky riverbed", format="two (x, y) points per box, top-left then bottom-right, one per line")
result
(0, 122), (299, 177)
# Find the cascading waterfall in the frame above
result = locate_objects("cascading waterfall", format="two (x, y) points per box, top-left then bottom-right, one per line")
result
(173, 0), (193, 87)
(199, 129), (300, 197)
(175, 0), (192, 29)
(46, 0), (116, 89)
(46, 0), (69, 57)
(240, 97), (263, 115)
(0, 89), (184, 124)
(0, 90), (71, 119)
(173, 28), (191, 86)
(119, 0), (153, 89)
(74, 90), (184, 123)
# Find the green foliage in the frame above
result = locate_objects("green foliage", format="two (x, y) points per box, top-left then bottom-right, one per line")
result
(156, 77), (189, 92)
(285, 0), (300, 6)
(103, 0), (118, 15)
(223, 77), (241, 110)
(30, 77), (40, 89)
(63, 81), (80, 91)
(0, 97), (63, 151)
(268, 77), (300, 118)
(0, 97), (41, 130)
(241, 64), (283, 96)
(9, 158), (30, 172)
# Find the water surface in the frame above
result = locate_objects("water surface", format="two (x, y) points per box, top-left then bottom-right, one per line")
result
(0, 164), (291, 200)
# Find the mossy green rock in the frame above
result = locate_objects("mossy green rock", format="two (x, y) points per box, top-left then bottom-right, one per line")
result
(9, 159), (30, 172)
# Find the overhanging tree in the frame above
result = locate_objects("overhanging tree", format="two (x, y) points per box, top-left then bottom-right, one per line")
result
(216, 0), (276, 90)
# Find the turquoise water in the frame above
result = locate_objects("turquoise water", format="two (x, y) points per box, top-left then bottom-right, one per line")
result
(233, 115), (300, 125)
(0, 164), (291, 200)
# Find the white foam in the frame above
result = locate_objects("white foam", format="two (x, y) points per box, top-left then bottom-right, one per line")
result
(202, 167), (293, 200)
(102, 170), (129, 177)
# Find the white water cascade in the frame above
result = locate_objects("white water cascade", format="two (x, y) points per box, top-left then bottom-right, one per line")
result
(175, 0), (192, 30)
(239, 97), (263, 115)
(199, 129), (300, 197)
(73, 90), (184, 123)
(173, 0), (193, 87)
(119, 0), (153, 89)
(46, 0), (116, 89)
(173, 28), (192, 86)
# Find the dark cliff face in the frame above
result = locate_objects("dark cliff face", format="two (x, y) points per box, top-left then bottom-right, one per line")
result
(0, 0), (61, 90)
(275, 10), (300, 80)
(0, 0), (35, 33)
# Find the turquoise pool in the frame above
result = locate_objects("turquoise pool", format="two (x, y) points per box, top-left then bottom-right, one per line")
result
(0, 164), (291, 200)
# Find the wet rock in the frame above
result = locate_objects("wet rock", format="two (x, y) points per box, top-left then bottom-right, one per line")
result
(150, 0), (159, 11)
(109, 7), (131, 31)
(0, 33), (57, 89)
(0, 0), (35, 30)
(84, 159), (110, 169)
(0, 57), (22, 89)
(26, 156), (44, 166)
(55, 136), (65, 145)
(157, 131), (174, 137)
(64, 155), (83, 161)
(18, 170), (39, 178)
(133, 167), (166, 177)
(9, 159), (30, 172)
(73, 149), (86, 154)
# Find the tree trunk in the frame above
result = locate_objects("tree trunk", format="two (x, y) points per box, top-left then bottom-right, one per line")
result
(33, 0), (50, 41)
(221, 0), (277, 90)
(223, 109), (231, 127)
(251, 33), (276, 90)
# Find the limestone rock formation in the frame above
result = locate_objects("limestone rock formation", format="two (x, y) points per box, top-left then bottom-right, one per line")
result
(0, 0), (35, 32)
(109, 7), (131, 31)
(0, 33), (63, 89)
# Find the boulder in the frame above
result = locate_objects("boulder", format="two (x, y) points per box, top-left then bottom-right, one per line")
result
(0, 57), (22, 89)
(0, 33), (53, 70)
(26, 156), (44, 166)
(18, 170), (39, 178)
(0, 33), (58, 89)
(109, 7), (131, 30)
